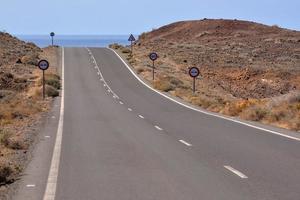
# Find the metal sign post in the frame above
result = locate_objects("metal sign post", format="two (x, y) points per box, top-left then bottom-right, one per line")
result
(38, 60), (50, 99)
(50, 32), (55, 46)
(128, 34), (136, 55)
(189, 67), (200, 94)
(149, 52), (158, 80)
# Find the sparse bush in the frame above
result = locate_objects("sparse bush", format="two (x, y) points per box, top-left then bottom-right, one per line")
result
(0, 164), (13, 184)
(189, 96), (212, 108)
(121, 48), (131, 54)
(45, 85), (59, 97)
(154, 80), (174, 92)
(0, 129), (11, 147)
(21, 53), (39, 65)
(0, 129), (25, 149)
(169, 77), (183, 87)
(240, 106), (268, 121)
(6, 137), (25, 150)
(136, 67), (144, 74)
(109, 43), (122, 50)
(45, 73), (61, 89)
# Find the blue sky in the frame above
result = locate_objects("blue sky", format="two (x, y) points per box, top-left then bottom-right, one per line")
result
(1, 0), (299, 35)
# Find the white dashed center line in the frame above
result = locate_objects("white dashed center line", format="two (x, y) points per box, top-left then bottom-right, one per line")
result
(155, 125), (163, 131)
(128, 108), (132, 111)
(119, 101), (124, 105)
(224, 166), (248, 179)
(26, 184), (36, 188)
(179, 140), (192, 146)
(138, 115), (144, 119)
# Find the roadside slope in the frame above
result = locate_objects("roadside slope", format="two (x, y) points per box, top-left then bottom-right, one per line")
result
(0, 32), (60, 199)
(111, 19), (300, 131)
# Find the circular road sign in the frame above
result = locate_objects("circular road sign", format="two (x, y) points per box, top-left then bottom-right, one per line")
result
(189, 67), (200, 78)
(50, 32), (55, 37)
(149, 52), (158, 61)
(38, 60), (49, 70)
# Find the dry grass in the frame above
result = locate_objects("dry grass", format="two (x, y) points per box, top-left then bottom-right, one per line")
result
(0, 44), (60, 187)
(45, 73), (61, 90)
(154, 79), (174, 92)
(0, 163), (13, 184)
(112, 42), (300, 132)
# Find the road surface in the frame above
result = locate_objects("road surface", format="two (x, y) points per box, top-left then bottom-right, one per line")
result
(15, 47), (300, 200)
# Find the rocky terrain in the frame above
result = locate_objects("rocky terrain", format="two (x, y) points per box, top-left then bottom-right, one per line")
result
(111, 19), (300, 131)
(0, 32), (60, 199)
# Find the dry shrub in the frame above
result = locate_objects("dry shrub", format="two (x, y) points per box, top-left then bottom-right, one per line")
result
(222, 99), (261, 116)
(173, 88), (192, 102)
(45, 73), (60, 89)
(0, 97), (43, 124)
(109, 43), (122, 49)
(0, 129), (11, 147)
(121, 48), (131, 54)
(21, 53), (39, 65)
(189, 96), (212, 108)
(0, 163), (13, 184)
(5, 136), (26, 150)
(290, 119), (300, 131)
(169, 77), (184, 87)
(136, 67), (144, 74)
(240, 106), (268, 121)
(45, 85), (59, 97)
(154, 79), (174, 92)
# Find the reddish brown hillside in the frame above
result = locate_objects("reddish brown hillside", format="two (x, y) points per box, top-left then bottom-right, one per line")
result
(111, 19), (300, 131)
(136, 19), (300, 99)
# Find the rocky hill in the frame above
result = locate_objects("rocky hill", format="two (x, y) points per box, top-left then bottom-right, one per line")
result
(112, 19), (300, 131)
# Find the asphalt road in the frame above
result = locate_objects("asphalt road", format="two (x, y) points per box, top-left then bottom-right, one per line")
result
(15, 47), (300, 200)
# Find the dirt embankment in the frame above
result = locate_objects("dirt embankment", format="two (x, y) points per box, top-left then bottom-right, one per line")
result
(0, 32), (60, 198)
(111, 19), (300, 131)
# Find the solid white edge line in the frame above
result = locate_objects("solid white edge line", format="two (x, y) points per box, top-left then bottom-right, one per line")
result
(155, 125), (163, 131)
(43, 47), (65, 200)
(86, 48), (119, 99)
(224, 166), (248, 179)
(179, 140), (192, 146)
(108, 48), (300, 142)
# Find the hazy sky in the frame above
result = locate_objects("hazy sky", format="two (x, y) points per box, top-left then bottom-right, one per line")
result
(1, 0), (299, 35)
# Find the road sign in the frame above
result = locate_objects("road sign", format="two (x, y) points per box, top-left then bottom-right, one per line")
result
(128, 34), (136, 55)
(149, 52), (158, 61)
(50, 32), (55, 46)
(149, 52), (158, 80)
(189, 67), (200, 94)
(38, 60), (49, 99)
(189, 67), (200, 78)
(128, 34), (136, 42)
(38, 60), (49, 70)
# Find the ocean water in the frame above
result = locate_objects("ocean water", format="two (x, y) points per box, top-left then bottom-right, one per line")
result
(16, 35), (132, 48)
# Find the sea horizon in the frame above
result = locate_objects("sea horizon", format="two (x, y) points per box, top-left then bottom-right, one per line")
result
(15, 34), (135, 48)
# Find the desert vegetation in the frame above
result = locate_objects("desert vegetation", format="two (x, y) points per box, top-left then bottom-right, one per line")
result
(0, 32), (60, 195)
(110, 19), (300, 132)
